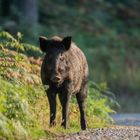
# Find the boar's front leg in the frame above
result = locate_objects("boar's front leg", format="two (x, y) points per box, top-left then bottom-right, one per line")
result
(46, 87), (57, 127)
(58, 90), (71, 129)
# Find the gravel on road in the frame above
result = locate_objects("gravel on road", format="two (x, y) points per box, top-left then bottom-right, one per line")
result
(56, 126), (140, 140)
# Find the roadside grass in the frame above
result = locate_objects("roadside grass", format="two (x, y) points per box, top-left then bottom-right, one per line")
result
(0, 76), (114, 140)
(33, 95), (110, 139)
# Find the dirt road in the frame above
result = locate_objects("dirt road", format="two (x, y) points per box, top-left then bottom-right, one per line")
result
(56, 114), (140, 140)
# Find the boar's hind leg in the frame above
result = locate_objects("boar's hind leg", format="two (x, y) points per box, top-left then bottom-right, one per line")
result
(76, 85), (88, 130)
(46, 88), (57, 127)
(58, 91), (71, 129)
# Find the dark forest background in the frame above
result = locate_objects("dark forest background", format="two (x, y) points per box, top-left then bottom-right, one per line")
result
(0, 0), (140, 112)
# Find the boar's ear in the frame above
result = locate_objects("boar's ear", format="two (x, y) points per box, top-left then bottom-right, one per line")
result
(62, 36), (72, 50)
(39, 36), (48, 52)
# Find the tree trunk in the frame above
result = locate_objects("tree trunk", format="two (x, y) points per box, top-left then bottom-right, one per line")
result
(0, 0), (1, 16)
(1, 0), (11, 16)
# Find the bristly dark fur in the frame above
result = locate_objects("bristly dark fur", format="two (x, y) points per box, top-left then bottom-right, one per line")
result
(39, 36), (89, 130)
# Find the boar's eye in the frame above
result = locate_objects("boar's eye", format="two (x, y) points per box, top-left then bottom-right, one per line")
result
(59, 54), (65, 61)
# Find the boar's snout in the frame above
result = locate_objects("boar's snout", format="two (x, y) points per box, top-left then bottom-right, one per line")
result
(51, 75), (62, 83)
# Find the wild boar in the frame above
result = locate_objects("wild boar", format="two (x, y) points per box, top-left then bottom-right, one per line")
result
(39, 36), (89, 130)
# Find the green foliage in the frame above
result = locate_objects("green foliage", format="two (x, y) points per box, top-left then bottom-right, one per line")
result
(0, 32), (117, 139)
(87, 82), (118, 122)
(0, 31), (45, 139)
(0, 31), (42, 58)
(0, 78), (43, 140)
